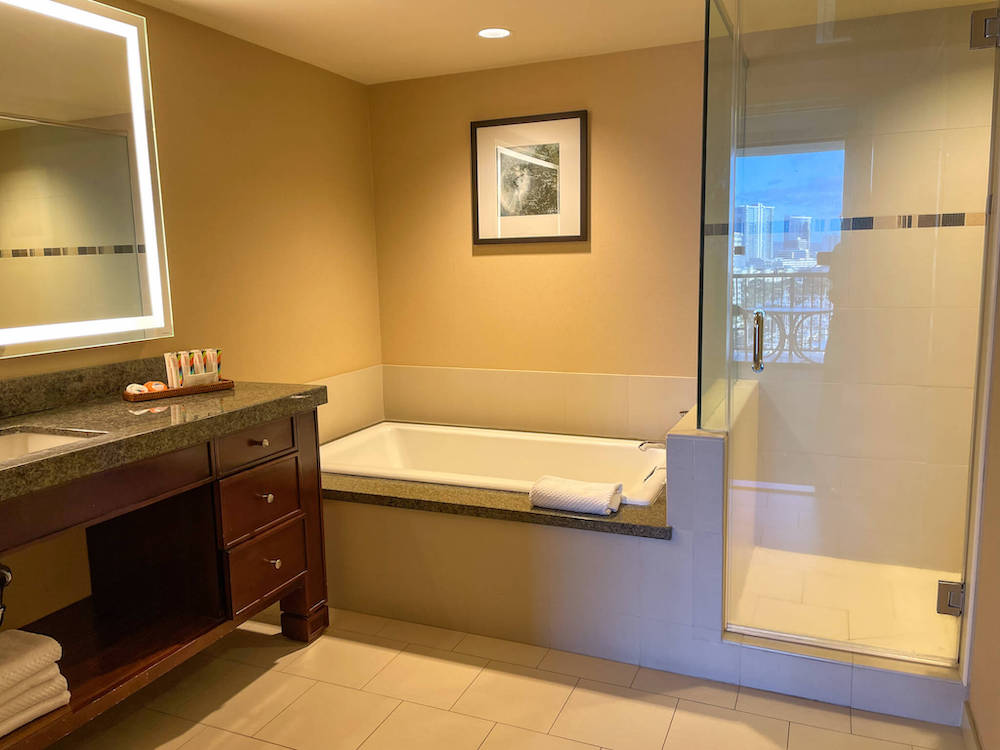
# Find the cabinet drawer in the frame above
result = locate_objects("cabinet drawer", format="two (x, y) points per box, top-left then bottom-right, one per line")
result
(216, 418), (294, 474)
(218, 455), (301, 546)
(227, 518), (306, 614)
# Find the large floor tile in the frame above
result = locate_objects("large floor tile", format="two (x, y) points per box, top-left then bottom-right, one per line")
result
(331, 608), (391, 636)
(180, 727), (288, 749)
(278, 630), (405, 688)
(453, 633), (548, 668)
(550, 679), (677, 750)
(363, 645), (486, 709)
(736, 687), (851, 732)
(539, 650), (638, 687)
(53, 707), (205, 750)
(377, 619), (465, 649)
(789, 723), (911, 750)
(254, 682), (398, 750)
(205, 621), (311, 670)
(851, 709), (965, 749)
(662, 700), (788, 750)
(480, 724), (599, 750)
(145, 658), (314, 735)
(358, 701), (492, 750)
(631, 668), (737, 709)
(452, 661), (577, 732)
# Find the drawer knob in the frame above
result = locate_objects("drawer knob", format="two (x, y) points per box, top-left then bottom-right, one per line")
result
(257, 492), (276, 504)
(268, 558), (283, 570)
(250, 438), (271, 447)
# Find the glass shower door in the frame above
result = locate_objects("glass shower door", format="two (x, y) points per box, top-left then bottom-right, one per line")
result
(704, 0), (997, 664)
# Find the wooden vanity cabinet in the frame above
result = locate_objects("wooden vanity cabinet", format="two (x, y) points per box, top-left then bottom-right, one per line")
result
(0, 409), (328, 750)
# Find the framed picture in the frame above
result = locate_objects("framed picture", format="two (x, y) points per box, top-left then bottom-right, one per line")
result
(471, 110), (588, 244)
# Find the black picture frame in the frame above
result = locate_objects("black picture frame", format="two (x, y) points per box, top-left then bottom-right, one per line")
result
(471, 110), (589, 245)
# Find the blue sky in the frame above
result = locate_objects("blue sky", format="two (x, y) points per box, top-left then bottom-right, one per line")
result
(735, 148), (845, 223)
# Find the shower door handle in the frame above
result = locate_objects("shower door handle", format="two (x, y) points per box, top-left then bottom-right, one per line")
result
(751, 310), (765, 373)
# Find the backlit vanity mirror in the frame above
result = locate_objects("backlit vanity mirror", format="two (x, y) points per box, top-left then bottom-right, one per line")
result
(0, 0), (171, 358)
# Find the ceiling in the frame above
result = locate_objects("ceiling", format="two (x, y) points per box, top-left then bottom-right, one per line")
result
(139, 0), (987, 86)
(138, 0), (706, 85)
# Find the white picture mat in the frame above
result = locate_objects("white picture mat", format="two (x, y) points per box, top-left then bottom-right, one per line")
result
(476, 117), (581, 239)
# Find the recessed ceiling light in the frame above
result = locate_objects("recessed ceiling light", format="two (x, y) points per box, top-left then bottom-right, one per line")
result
(478, 27), (511, 39)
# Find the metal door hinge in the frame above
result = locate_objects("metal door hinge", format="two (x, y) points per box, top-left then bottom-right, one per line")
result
(937, 580), (965, 616)
(971, 9), (1000, 49)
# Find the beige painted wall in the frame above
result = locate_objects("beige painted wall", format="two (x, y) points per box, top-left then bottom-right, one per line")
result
(369, 44), (704, 377)
(0, 0), (382, 383)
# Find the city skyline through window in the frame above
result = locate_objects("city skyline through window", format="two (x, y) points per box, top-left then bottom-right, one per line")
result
(732, 144), (844, 364)
(734, 145), (845, 271)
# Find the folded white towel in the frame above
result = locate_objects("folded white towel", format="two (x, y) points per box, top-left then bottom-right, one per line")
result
(0, 664), (60, 708)
(0, 691), (70, 739)
(0, 631), (62, 695)
(0, 674), (69, 723)
(530, 476), (623, 516)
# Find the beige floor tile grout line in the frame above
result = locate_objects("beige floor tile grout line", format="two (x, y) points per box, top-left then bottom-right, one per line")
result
(543, 674), (582, 735)
(445, 660), (489, 712)
(247, 676), (321, 744)
(352, 699), (405, 750)
(656, 696), (679, 750)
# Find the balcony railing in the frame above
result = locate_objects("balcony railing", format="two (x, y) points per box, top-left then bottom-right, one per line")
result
(732, 271), (832, 364)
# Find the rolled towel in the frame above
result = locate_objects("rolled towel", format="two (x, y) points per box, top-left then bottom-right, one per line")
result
(0, 691), (70, 739)
(0, 674), (69, 723)
(0, 664), (61, 708)
(0, 631), (62, 695)
(530, 476), (623, 516)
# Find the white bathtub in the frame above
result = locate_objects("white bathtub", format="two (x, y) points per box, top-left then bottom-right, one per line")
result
(319, 422), (665, 506)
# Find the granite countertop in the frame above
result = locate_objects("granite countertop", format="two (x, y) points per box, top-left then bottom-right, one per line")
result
(322, 473), (671, 539)
(0, 382), (327, 502)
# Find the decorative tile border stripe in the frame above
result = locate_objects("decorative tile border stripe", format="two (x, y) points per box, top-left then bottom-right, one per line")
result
(704, 212), (986, 236)
(0, 244), (145, 258)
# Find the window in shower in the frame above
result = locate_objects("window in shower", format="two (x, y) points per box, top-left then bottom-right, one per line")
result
(733, 144), (843, 365)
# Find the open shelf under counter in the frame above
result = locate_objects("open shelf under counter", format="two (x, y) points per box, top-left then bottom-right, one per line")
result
(0, 598), (234, 750)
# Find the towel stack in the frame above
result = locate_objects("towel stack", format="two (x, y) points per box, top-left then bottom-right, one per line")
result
(0, 631), (70, 738)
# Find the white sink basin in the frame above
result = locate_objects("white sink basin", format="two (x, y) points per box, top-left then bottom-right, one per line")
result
(0, 427), (105, 462)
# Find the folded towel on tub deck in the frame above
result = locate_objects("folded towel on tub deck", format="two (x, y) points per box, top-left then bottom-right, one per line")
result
(530, 476), (623, 516)
(0, 691), (70, 739)
(0, 631), (62, 695)
(0, 674), (68, 723)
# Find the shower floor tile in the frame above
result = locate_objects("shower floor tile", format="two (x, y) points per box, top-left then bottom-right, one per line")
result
(731, 547), (961, 662)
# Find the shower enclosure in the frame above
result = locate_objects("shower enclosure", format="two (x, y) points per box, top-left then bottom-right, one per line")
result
(700, 0), (999, 665)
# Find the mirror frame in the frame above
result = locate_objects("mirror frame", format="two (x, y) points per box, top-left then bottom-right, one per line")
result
(0, 0), (172, 358)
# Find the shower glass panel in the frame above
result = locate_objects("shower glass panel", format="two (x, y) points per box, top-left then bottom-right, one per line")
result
(702, 1), (997, 664)
(698, 0), (739, 431)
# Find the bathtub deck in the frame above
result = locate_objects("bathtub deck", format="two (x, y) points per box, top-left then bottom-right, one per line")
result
(321, 472), (670, 539)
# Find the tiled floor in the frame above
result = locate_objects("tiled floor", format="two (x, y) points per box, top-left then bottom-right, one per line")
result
(730, 546), (961, 663)
(53, 607), (966, 750)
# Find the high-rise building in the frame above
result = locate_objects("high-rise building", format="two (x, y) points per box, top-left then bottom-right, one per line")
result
(736, 203), (775, 260)
(787, 215), (812, 255)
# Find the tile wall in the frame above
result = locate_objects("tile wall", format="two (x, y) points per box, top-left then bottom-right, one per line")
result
(312, 365), (697, 443)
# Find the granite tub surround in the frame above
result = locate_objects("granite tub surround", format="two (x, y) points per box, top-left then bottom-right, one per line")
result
(322, 472), (670, 539)
(0, 377), (327, 501)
